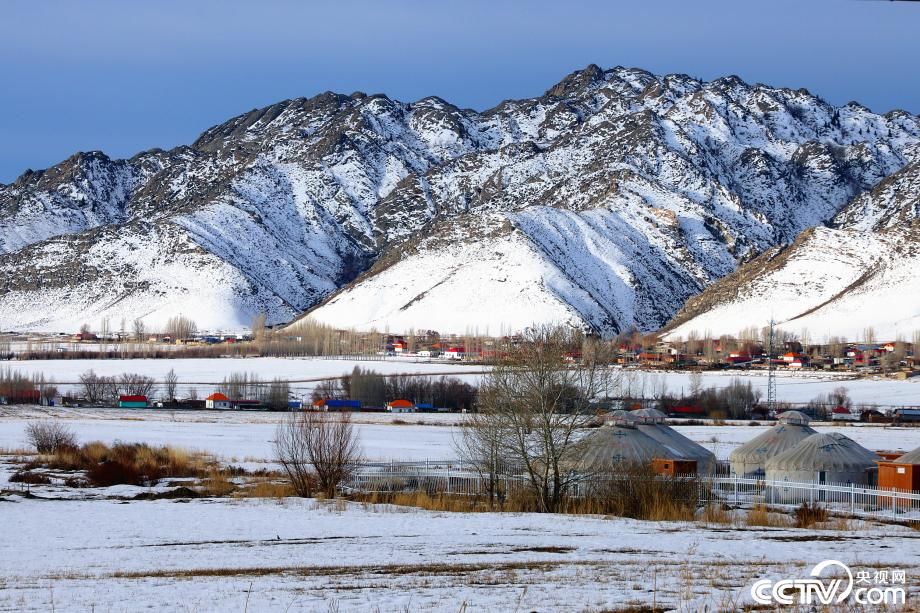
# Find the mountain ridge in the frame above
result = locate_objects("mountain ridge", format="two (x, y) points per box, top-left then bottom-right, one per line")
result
(1, 65), (918, 335)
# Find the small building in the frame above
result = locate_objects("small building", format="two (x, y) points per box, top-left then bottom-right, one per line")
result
(831, 406), (859, 422)
(313, 398), (362, 411)
(387, 399), (416, 413)
(443, 346), (466, 360)
(878, 446), (920, 495)
(667, 405), (705, 418)
(205, 392), (231, 409)
(118, 395), (148, 408)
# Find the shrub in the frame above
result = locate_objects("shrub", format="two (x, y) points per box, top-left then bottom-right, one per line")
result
(794, 502), (828, 528)
(9, 470), (52, 485)
(25, 421), (77, 454)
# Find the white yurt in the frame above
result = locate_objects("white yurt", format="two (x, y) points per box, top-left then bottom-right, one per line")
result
(630, 409), (717, 474)
(895, 446), (920, 464)
(729, 411), (817, 477)
(577, 417), (683, 470)
(765, 432), (880, 492)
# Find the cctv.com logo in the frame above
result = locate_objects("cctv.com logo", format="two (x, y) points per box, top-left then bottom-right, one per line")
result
(751, 560), (907, 607)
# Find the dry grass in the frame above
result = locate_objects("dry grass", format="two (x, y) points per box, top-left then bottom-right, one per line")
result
(234, 481), (294, 499)
(26, 441), (216, 487)
(698, 503), (735, 526)
(201, 469), (236, 497)
(745, 503), (790, 528)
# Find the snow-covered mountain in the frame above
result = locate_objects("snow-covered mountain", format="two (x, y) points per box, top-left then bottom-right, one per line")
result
(1, 65), (918, 334)
(665, 160), (920, 341)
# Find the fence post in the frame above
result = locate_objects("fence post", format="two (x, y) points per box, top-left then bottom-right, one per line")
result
(850, 483), (854, 515)
(733, 478), (738, 506)
(447, 465), (451, 494)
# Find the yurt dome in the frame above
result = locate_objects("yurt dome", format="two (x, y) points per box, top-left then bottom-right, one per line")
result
(630, 410), (717, 474)
(775, 410), (811, 425)
(729, 414), (817, 477)
(631, 408), (668, 423)
(577, 423), (682, 469)
(765, 432), (880, 486)
(895, 446), (920, 464)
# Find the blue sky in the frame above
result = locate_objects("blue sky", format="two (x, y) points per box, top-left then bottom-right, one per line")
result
(1, 0), (918, 182)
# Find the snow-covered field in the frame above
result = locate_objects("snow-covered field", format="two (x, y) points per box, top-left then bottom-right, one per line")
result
(4, 356), (919, 405)
(2, 406), (919, 464)
(1, 492), (918, 612)
(3, 405), (920, 610)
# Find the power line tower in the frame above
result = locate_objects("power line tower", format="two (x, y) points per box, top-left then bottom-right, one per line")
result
(767, 318), (777, 415)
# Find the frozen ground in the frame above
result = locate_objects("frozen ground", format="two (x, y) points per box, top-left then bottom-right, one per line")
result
(1, 492), (918, 612)
(3, 356), (919, 405)
(1, 406), (919, 464)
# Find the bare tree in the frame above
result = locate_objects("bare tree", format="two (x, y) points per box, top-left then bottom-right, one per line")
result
(163, 368), (178, 401)
(275, 411), (361, 498)
(460, 324), (617, 513)
(118, 373), (156, 397)
(266, 378), (290, 410)
(165, 315), (198, 340)
(79, 370), (105, 404)
(688, 371), (703, 399)
(26, 421), (77, 454)
(454, 409), (505, 507)
(132, 318), (146, 342)
(38, 375), (58, 406)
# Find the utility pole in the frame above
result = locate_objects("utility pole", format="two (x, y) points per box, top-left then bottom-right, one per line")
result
(767, 318), (777, 416)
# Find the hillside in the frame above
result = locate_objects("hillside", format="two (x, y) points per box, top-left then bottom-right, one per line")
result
(664, 161), (920, 340)
(1, 65), (918, 334)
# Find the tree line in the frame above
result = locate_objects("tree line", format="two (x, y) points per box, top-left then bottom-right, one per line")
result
(311, 366), (477, 410)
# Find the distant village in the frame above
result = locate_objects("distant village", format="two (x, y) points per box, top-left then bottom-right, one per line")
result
(1, 322), (918, 423)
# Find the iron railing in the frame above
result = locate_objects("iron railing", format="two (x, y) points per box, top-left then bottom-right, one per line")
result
(342, 460), (920, 522)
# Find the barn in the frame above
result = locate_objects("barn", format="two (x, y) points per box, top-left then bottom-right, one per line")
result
(729, 410), (816, 477)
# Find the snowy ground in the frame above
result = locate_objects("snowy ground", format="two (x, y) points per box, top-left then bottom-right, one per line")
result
(1, 406), (919, 465)
(3, 406), (920, 610)
(3, 356), (919, 405)
(1, 492), (919, 612)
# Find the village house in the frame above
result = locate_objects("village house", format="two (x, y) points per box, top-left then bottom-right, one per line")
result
(205, 392), (231, 409)
(386, 399), (415, 413)
(118, 395), (148, 408)
(443, 346), (465, 360)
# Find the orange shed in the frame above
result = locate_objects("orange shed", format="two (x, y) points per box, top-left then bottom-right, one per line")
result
(652, 458), (698, 476)
(878, 447), (920, 506)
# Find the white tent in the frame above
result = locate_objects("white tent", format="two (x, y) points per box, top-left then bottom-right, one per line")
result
(630, 409), (716, 474)
(729, 411), (817, 477)
(577, 422), (683, 469)
(765, 432), (880, 488)
(895, 446), (920, 464)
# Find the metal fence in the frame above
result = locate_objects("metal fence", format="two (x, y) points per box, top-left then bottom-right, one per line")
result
(343, 460), (920, 523)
